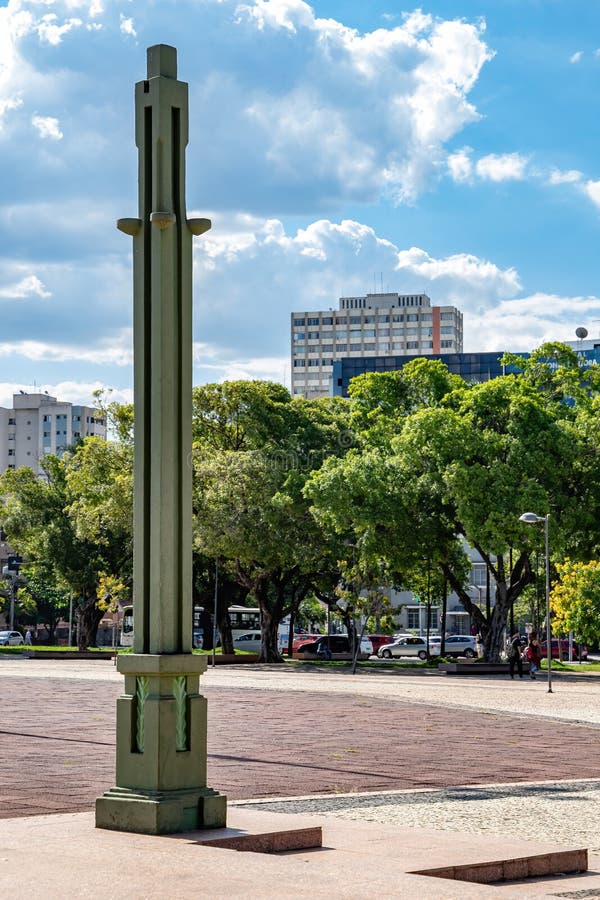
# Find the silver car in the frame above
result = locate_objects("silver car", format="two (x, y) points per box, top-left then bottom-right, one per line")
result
(377, 636), (429, 660)
(430, 635), (477, 658)
(0, 630), (24, 646)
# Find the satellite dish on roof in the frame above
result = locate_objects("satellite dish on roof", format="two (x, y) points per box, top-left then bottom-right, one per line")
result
(576, 327), (588, 339)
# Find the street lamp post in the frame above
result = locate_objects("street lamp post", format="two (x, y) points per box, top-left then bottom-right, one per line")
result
(519, 512), (552, 693)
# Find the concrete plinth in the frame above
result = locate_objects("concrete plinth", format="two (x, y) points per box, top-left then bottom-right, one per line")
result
(96, 654), (226, 834)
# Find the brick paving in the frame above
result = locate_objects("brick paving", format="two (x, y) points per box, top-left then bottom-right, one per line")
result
(2, 672), (600, 819)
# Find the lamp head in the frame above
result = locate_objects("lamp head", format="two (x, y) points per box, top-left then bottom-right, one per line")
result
(519, 512), (545, 524)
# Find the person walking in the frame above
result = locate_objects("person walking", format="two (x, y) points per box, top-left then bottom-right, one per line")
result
(524, 631), (542, 680)
(24, 629), (32, 646)
(508, 631), (523, 679)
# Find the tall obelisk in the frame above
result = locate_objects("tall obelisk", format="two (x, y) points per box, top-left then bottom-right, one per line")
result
(96, 44), (226, 835)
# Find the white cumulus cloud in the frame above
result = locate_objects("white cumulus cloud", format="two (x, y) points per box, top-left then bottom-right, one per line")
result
(32, 114), (63, 140)
(119, 15), (136, 37)
(0, 274), (51, 300)
(475, 152), (529, 182)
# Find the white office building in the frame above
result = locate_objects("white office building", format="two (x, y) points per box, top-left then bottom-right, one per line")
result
(291, 292), (463, 398)
(0, 392), (106, 475)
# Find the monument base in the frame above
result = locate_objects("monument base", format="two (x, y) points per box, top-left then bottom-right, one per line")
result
(96, 786), (227, 835)
(95, 653), (227, 834)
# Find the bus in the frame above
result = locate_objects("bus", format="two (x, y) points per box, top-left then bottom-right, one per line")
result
(120, 605), (134, 647)
(119, 604), (261, 648)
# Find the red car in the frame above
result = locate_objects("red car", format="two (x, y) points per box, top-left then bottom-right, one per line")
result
(368, 634), (395, 655)
(540, 638), (588, 661)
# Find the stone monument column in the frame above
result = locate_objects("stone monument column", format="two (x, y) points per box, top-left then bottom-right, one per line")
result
(96, 44), (226, 835)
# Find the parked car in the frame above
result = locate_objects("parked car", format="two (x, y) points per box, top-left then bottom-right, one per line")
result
(377, 636), (429, 660)
(233, 631), (262, 654)
(192, 628), (204, 649)
(0, 630), (24, 646)
(368, 634), (395, 655)
(429, 635), (478, 659)
(540, 638), (588, 661)
(296, 634), (372, 660)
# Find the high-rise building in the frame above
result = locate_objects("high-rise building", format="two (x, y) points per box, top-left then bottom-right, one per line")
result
(0, 392), (106, 475)
(291, 292), (463, 398)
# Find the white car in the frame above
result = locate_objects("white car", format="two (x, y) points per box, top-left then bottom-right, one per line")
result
(233, 631), (262, 654)
(0, 630), (24, 646)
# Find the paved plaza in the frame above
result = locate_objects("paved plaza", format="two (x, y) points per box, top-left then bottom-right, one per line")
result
(2, 657), (600, 898)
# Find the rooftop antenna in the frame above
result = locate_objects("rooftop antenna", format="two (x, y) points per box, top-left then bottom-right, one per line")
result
(576, 326), (588, 343)
(380, 272), (383, 293)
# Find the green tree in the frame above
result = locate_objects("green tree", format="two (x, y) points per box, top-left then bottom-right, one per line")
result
(0, 433), (133, 649)
(15, 570), (70, 644)
(191, 382), (355, 662)
(550, 558), (600, 645)
(306, 369), (578, 662)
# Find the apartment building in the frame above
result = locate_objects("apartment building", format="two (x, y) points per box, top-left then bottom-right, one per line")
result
(0, 392), (106, 476)
(291, 292), (463, 398)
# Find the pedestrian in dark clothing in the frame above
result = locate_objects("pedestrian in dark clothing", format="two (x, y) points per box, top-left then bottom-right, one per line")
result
(509, 632), (523, 679)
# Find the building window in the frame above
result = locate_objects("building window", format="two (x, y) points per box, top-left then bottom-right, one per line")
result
(293, 318), (306, 326)
(421, 341), (433, 349)
(307, 317), (319, 326)
(293, 360), (306, 368)
(392, 314), (404, 322)
(322, 317), (333, 325)
(321, 359), (333, 366)
(407, 314), (418, 321)
(335, 330), (348, 339)
(440, 340), (454, 348)
(363, 343), (376, 350)
(8, 418), (15, 425)
(8, 449), (14, 456)
(307, 332), (319, 340)
(364, 315), (375, 323)
(321, 344), (333, 352)
(407, 341), (419, 349)
(335, 343), (347, 352)
(294, 333), (306, 341)
(378, 328), (390, 336)
(308, 360), (320, 367)
(441, 326), (455, 334)
(407, 608), (420, 630)
(349, 316), (361, 324)
(440, 312), (454, 320)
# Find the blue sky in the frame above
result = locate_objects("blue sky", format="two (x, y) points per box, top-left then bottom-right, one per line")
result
(1, 0), (600, 406)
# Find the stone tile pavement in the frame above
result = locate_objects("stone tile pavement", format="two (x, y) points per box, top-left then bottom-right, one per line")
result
(1, 658), (600, 819)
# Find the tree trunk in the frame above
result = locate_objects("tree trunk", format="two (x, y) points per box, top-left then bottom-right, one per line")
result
(444, 548), (534, 662)
(76, 595), (103, 651)
(259, 609), (282, 662)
